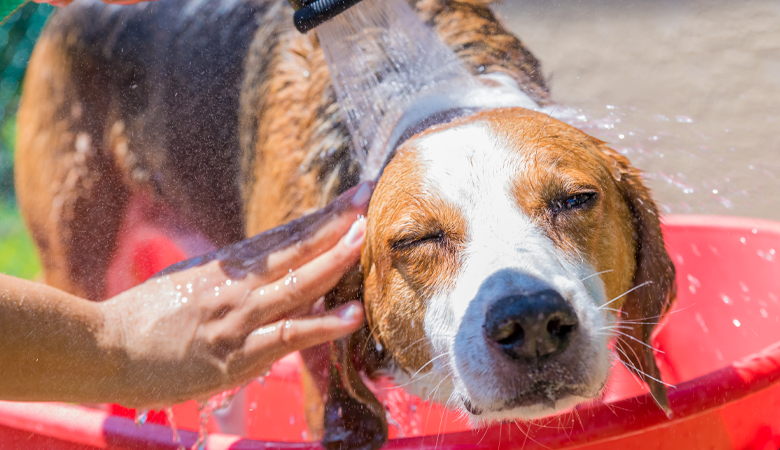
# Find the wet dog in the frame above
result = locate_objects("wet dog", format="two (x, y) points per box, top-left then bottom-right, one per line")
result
(16, 0), (675, 448)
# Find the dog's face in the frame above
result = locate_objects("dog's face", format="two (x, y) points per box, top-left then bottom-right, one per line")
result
(361, 107), (675, 423)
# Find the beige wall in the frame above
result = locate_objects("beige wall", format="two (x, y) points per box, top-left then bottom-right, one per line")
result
(494, 0), (780, 220)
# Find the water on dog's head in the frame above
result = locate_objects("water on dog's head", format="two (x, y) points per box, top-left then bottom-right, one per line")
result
(316, 0), (476, 180)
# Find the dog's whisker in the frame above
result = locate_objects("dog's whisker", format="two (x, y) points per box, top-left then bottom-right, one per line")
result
(551, 135), (590, 168)
(601, 307), (628, 315)
(399, 352), (449, 387)
(580, 269), (614, 282)
(599, 281), (653, 309)
(620, 304), (694, 323)
(612, 344), (647, 383)
(611, 330), (665, 353)
(597, 324), (635, 331)
(613, 338), (675, 387)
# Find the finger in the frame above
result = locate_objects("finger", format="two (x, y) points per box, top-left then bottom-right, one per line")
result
(240, 217), (366, 332)
(234, 302), (364, 375)
(156, 181), (372, 281)
(219, 181), (373, 283)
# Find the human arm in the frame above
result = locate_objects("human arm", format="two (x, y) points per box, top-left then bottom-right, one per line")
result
(0, 182), (372, 408)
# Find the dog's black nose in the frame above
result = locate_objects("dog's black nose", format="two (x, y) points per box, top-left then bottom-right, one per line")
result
(484, 290), (578, 360)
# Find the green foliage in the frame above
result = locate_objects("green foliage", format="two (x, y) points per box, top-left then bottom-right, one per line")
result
(0, 2), (53, 203)
(0, 2), (50, 278)
(0, 0), (28, 26)
(0, 203), (41, 279)
(0, 115), (15, 203)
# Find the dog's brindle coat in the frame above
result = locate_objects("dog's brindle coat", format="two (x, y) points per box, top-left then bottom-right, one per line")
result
(16, 0), (673, 447)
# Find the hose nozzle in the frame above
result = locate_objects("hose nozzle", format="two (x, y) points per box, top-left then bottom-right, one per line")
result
(289, 0), (366, 33)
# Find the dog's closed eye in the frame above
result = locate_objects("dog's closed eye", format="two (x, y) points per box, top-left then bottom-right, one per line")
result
(550, 191), (598, 214)
(390, 231), (445, 251)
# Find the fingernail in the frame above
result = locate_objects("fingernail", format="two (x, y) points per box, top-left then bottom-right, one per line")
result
(351, 182), (373, 207)
(343, 218), (366, 247)
(338, 303), (363, 321)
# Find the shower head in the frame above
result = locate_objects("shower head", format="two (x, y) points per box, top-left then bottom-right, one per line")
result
(289, 0), (366, 33)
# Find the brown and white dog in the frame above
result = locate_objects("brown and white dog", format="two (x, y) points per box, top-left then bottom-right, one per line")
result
(16, 0), (675, 447)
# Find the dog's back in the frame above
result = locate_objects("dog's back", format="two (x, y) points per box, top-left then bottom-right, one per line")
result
(16, 0), (278, 299)
(18, 0), (548, 301)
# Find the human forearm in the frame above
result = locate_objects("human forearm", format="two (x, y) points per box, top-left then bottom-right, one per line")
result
(0, 274), (125, 403)
(0, 182), (371, 407)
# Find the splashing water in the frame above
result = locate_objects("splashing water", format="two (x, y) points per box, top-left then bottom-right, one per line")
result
(134, 409), (148, 427)
(317, 0), (476, 179)
(165, 407), (186, 450)
(191, 386), (244, 450)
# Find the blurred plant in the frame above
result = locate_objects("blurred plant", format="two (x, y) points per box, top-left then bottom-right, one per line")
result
(1, 0), (29, 26)
(0, 2), (49, 279)
(0, 1), (52, 205)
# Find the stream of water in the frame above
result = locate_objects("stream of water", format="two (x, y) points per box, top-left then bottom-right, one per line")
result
(317, 0), (476, 179)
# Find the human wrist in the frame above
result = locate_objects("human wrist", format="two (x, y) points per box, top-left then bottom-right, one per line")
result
(93, 297), (138, 405)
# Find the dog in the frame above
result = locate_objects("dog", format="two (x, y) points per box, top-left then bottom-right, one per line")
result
(16, 0), (675, 448)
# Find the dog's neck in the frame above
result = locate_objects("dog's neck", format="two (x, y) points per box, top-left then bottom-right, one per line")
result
(367, 72), (541, 180)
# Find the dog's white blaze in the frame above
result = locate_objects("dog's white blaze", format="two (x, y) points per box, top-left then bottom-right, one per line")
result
(392, 123), (614, 422)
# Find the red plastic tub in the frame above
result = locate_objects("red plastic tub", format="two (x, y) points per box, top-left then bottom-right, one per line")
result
(1, 214), (779, 450)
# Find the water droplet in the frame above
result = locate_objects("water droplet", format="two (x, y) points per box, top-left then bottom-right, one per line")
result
(733, 319), (741, 327)
(214, 287), (219, 291)
(226, 280), (232, 286)
(134, 409), (148, 427)
(275, 285), (279, 291)
(376, 342), (383, 352)
(164, 407), (185, 450)
(284, 320), (292, 329)
(182, 297), (188, 304)
(721, 294), (731, 305)
(740, 237), (747, 244)
(187, 283), (192, 289)
(260, 289), (265, 295)
(176, 285), (181, 290)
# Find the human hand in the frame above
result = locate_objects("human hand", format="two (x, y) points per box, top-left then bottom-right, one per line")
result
(99, 182), (373, 408)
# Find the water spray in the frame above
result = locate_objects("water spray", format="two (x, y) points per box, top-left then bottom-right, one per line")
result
(287, 0), (476, 180)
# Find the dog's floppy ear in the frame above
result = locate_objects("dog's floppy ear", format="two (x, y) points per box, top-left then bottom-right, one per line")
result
(598, 144), (677, 415)
(320, 269), (388, 450)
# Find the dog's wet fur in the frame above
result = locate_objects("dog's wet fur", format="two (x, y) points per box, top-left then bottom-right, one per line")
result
(16, 1), (674, 449)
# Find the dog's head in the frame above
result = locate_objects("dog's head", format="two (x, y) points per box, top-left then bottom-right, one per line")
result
(359, 107), (675, 423)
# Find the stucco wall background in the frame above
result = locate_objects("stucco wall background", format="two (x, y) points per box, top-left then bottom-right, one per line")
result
(495, 0), (780, 221)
